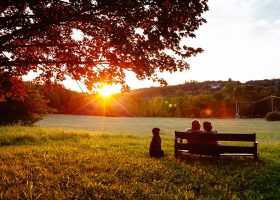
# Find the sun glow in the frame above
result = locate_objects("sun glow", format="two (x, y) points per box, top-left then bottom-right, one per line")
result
(97, 85), (121, 98)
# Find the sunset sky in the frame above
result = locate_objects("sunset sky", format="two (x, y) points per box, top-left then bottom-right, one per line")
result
(63, 0), (280, 92)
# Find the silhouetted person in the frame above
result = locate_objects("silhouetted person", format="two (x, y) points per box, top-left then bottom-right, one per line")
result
(203, 121), (217, 133)
(186, 120), (201, 133)
(186, 120), (202, 145)
(203, 121), (219, 145)
(149, 128), (164, 158)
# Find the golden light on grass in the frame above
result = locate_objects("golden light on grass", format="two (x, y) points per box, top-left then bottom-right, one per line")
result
(97, 84), (121, 98)
(1, 120), (280, 199)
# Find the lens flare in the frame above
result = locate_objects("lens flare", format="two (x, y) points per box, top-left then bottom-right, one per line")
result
(98, 85), (121, 98)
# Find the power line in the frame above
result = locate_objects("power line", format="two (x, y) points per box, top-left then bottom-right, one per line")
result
(237, 95), (273, 104)
(75, 79), (84, 93)
(271, 95), (280, 99)
(236, 95), (280, 116)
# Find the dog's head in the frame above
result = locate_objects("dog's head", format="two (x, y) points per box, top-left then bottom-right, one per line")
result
(152, 128), (160, 136)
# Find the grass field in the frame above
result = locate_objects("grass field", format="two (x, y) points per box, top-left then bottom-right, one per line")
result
(1, 114), (280, 199)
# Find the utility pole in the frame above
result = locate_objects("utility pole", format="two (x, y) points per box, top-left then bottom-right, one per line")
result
(234, 86), (239, 118)
(235, 100), (239, 118)
(271, 96), (274, 112)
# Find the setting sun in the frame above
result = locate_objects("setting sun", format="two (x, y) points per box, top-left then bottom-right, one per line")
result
(97, 85), (121, 98)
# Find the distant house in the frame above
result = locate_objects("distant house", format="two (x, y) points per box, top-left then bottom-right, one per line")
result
(210, 83), (222, 90)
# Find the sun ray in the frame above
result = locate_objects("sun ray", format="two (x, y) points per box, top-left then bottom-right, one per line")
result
(71, 84), (130, 117)
(108, 96), (133, 116)
(72, 94), (99, 114)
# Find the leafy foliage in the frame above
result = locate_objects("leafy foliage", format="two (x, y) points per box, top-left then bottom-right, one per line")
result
(0, 76), (52, 125)
(44, 79), (280, 118)
(0, 71), (25, 101)
(0, 90), (51, 125)
(265, 112), (280, 121)
(0, 0), (208, 95)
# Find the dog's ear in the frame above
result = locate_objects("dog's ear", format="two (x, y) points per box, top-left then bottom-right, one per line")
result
(152, 128), (160, 132)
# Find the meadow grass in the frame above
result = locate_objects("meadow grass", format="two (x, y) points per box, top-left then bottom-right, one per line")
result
(1, 116), (280, 199)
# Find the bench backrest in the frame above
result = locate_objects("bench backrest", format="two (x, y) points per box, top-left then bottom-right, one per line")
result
(174, 131), (258, 159)
(175, 131), (256, 142)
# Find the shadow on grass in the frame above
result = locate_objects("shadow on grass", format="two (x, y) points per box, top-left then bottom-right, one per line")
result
(0, 135), (39, 146)
(0, 133), (91, 147)
(158, 154), (280, 199)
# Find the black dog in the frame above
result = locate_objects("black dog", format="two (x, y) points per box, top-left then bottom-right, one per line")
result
(149, 128), (164, 158)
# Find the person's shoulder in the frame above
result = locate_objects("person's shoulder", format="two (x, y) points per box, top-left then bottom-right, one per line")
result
(211, 130), (218, 134)
(191, 130), (204, 133)
(196, 130), (205, 134)
(186, 128), (192, 133)
(200, 130), (208, 133)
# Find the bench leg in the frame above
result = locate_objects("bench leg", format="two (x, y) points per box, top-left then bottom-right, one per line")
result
(175, 151), (179, 158)
(254, 153), (258, 161)
(174, 139), (178, 158)
(254, 142), (258, 161)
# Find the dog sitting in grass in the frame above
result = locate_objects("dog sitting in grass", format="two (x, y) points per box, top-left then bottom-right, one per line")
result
(149, 128), (164, 158)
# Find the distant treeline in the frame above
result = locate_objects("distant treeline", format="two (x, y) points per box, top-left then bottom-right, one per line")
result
(45, 79), (280, 118)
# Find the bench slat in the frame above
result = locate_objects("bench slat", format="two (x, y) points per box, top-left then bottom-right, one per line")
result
(176, 144), (255, 154)
(179, 151), (255, 157)
(219, 153), (255, 156)
(175, 131), (256, 141)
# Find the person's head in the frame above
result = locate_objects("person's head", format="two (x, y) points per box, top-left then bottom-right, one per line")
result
(191, 120), (201, 131)
(203, 121), (212, 132)
(152, 128), (160, 136)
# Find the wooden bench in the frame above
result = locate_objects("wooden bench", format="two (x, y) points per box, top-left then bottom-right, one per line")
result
(174, 131), (258, 160)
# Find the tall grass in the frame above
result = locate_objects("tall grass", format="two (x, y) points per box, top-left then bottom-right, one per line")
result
(0, 126), (90, 146)
(1, 117), (280, 199)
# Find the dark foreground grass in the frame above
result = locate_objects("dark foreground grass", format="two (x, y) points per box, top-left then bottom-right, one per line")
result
(1, 126), (280, 199)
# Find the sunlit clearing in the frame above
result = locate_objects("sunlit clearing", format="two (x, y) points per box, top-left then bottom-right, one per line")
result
(98, 85), (121, 98)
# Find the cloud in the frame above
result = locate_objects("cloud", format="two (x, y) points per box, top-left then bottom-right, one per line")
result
(251, 0), (280, 21)
(183, 0), (280, 83)
(224, 0), (280, 39)
(251, 19), (280, 39)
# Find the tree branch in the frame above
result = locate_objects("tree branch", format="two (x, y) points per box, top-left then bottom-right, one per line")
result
(0, 60), (110, 67)
(0, 43), (79, 49)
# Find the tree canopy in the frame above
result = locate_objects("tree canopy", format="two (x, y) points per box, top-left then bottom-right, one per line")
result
(0, 0), (208, 95)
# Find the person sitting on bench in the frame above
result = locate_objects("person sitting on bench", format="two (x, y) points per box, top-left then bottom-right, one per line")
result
(186, 120), (201, 133)
(203, 121), (219, 146)
(186, 120), (202, 145)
